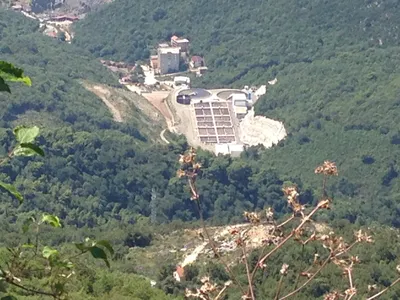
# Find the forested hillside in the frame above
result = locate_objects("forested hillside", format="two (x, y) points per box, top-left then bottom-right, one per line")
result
(73, 0), (400, 226)
(74, 0), (400, 86)
(0, 10), (292, 227)
(2, 1), (400, 298)
(0, 10), (171, 226)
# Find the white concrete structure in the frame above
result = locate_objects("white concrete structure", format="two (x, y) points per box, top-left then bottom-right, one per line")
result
(229, 144), (244, 157)
(233, 106), (248, 118)
(255, 85), (267, 98)
(268, 77), (278, 85)
(215, 144), (230, 155)
(229, 94), (248, 118)
(215, 144), (244, 157)
(158, 47), (180, 75)
(174, 76), (191, 87)
(228, 93), (247, 102)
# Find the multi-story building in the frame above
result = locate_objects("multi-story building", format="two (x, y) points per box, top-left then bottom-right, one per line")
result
(158, 47), (180, 74)
(171, 35), (190, 53)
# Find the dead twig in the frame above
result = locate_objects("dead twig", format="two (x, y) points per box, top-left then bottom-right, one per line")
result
(279, 255), (332, 300)
(367, 278), (400, 300)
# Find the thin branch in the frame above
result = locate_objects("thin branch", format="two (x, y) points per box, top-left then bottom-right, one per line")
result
(241, 242), (255, 300)
(0, 157), (9, 166)
(214, 285), (228, 300)
(346, 294), (356, 300)
(7, 279), (57, 298)
(68, 251), (87, 261)
(278, 255), (331, 300)
(246, 213), (296, 296)
(274, 275), (284, 300)
(277, 215), (295, 229)
(344, 268), (356, 300)
(250, 203), (322, 282)
(259, 232), (294, 266)
(249, 230), (294, 289)
(335, 241), (359, 257)
(194, 198), (246, 295)
(367, 277), (400, 300)
(347, 268), (353, 289)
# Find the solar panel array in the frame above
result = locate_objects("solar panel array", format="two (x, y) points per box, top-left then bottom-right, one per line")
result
(194, 102), (236, 144)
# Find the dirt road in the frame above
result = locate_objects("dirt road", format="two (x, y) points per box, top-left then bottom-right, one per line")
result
(160, 129), (170, 144)
(141, 91), (172, 124)
(85, 85), (123, 122)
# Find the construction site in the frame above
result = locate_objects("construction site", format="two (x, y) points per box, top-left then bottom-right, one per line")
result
(122, 73), (287, 156)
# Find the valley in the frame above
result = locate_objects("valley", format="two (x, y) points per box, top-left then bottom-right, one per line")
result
(0, 0), (400, 299)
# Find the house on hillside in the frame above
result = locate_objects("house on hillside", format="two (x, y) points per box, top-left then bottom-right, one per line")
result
(190, 56), (204, 68)
(173, 265), (185, 282)
(171, 35), (190, 53)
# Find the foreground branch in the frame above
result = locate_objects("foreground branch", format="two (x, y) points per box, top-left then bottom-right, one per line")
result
(241, 243), (255, 300)
(8, 279), (57, 298)
(279, 255), (331, 300)
(195, 198), (246, 295)
(367, 277), (400, 300)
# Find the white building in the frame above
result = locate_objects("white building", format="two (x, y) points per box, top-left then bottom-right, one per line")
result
(215, 144), (244, 157)
(174, 76), (191, 87)
(215, 144), (230, 156)
(229, 144), (244, 157)
(158, 47), (180, 75)
(228, 93), (249, 118)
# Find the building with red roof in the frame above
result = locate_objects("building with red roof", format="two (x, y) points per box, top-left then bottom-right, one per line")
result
(190, 56), (204, 68)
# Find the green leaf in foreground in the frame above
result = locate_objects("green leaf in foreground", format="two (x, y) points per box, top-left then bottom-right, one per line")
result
(13, 144), (44, 157)
(13, 126), (40, 144)
(0, 61), (31, 86)
(21, 143), (44, 156)
(89, 246), (110, 268)
(0, 77), (11, 93)
(42, 246), (59, 259)
(0, 181), (23, 204)
(42, 214), (62, 228)
(1, 295), (18, 300)
(96, 240), (115, 256)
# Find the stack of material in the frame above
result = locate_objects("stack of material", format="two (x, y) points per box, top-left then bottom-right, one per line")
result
(239, 109), (286, 148)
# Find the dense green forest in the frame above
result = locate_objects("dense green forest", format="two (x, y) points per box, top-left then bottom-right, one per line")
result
(73, 0), (400, 226)
(0, 11), (293, 228)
